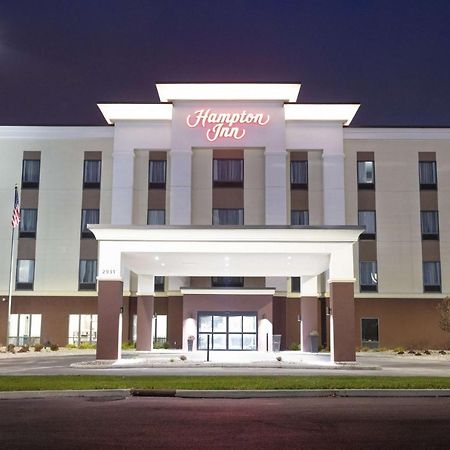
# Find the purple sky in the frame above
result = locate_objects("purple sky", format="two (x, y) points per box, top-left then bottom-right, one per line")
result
(0, 0), (449, 126)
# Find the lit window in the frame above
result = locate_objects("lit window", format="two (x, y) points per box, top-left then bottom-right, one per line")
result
(22, 160), (40, 188)
(213, 159), (243, 185)
(421, 211), (439, 239)
(357, 161), (375, 188)
(359, 261), (377, 292)
(423, 261), (441, 292)
(358, 211), (376, 239)
(19, 209), (38, 238)
(81, 209), (99, 238)
(147, 209), (165, 225)
(79, 260), (97, 290)
(68, 314), (97, 345)
(212, 209), (244, 225)
(290, 161), (308, 187)
(16, 260), (35, 290)
(291, 210), (309, 225)
(361, 318), (379, 349)
(8, 313), (41, 346)
(419, 161), (437, 189)
(83, 160), (101, 188)
(149, 160), (166, 187)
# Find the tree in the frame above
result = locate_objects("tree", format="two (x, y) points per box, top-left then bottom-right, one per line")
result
(437, 297), (450, 335)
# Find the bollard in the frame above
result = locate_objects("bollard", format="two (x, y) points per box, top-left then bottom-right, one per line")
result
(207, 334), (210, 362)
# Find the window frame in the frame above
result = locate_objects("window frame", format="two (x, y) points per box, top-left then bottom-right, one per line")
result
(81, 208), (100, 238)
(15, 259), (35, 290)
(290, 160), (308, 189)
(419, 161), (437, 190)
(147, 209), (166, 225)
(290, 210), (309, 226)
(79, 259), (97, 291)
(358, 210), (377, 240)
(154, 276), (165, 292)
(359, 260), (378, 292)
(423, 261), (441, 293)
(212, 208), (244, 226)
(19, 208), (38, 238)
(212, 159), (244, 187)
(83, 160), (102, 189)
(361, 317), (379, 349)
(357, 160), (375, 189)
(211, 277), (244, 288)
(21, 159), (40, 189)
(420, 210), (439, 240)
(148, 160), (167, 188)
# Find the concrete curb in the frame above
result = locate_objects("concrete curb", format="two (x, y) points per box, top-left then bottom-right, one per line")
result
(2, 388), (450, 400)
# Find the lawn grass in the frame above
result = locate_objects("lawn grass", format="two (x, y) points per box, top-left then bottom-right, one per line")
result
(1, 375), (450, 391)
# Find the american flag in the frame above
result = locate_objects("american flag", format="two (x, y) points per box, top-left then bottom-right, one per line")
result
(11, 186), (20, 228)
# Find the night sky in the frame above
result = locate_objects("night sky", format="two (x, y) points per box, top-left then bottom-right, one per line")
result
(0, 0), (449, 127)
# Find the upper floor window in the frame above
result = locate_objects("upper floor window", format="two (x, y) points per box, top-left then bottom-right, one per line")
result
(423, 261), (441, 292)
(360, 261), (378, 292)
(357, 161), (375, 188)
(22, 160), (40, 188)
(83, 160), (101, 188)
(212, 208), (244, 225)
(421, 211), (439, 240)
(19, 208), (38, 238)
(290, 161), (308, 188)
(291, 210), (309, 226)
(358, 211), (376, 239)
(147, 209), (166, 225)
(16, 259), (35, 290)
(213, 159), (243, 186)
(155, 276), (165, 292)
(419, 161), (437, 189)
(79, 259), (97, 290)
(212, 277), (244, 288)
(81, 209), (99, 238)
(149, 160), (166, 188)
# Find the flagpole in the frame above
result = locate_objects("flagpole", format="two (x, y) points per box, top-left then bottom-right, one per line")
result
(6, 186), (17, 346)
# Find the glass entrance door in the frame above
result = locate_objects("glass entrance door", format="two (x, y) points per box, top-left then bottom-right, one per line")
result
(197, 312), (257, 351)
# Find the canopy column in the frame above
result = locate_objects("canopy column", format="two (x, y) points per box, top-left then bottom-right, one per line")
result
(300, 276), (320, 352)
(136, 275), (155, 351)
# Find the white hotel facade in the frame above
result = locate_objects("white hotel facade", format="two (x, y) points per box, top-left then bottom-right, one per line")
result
(0, 83), (449, 361)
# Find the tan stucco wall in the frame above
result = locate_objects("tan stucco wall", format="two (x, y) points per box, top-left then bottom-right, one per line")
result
(191, 148), (212, 225)
(244, 148), (265, 225)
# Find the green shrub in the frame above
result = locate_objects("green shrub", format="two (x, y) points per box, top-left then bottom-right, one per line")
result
(18, 345), (29, 353)
(393, 346), (405, 353)
(289, 343), (300, 351)
(121, 341), (136, 350)
(34, 343), (44, 352)
(50, 343), (59, 351)
(7, 344), (15, 353)
(78, 342), (96, 350)
(163, 341), (170, 349)
(153, 341), (170, 350)
(179, 355), (187, 361)
(359, 346), (370, 352)
(65, 344), (78, 349)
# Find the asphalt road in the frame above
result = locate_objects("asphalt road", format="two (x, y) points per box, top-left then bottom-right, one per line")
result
(1, 396), (449, 449)
(1, 353), (450, 376)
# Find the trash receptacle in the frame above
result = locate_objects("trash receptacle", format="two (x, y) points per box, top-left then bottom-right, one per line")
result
(187, 336), (195, 352)
(309, 331), (319, 353)
(272, 334), (282, 352)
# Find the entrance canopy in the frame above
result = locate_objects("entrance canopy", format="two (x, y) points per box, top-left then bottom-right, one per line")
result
(89, 226), (363, 285)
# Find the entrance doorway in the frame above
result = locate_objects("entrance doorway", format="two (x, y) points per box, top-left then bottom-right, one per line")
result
(197, 312), (257, 350)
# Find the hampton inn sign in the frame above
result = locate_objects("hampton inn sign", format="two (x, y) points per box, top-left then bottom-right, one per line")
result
(186, 109), (271, 141)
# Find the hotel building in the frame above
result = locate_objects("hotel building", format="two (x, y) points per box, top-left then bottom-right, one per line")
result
(0, 83), (449, 361)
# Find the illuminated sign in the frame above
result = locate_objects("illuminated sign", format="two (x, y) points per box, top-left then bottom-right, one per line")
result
(186, 109), (270, 142)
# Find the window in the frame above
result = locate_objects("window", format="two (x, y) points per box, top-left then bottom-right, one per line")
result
(361, 318), (379, 349)
(68, 314), (98, 345)
(358, 211), (376, 239)
(155, 276), (165, 292)
(149, 160), (166, 187)
(22, 160), (40, 188)
(212, 208), (244, 225)
(79, 260), (97, 290)
(359, 261), (378, 292)
(290, 161), (308, 188)
(423, 261), (441, 292)
(153, 314), (168, 344)
(81, 209), (99, 238)
(419, 161), (437, 189)
(19, 208), (38, 238)
(291, 210), (309, 225)
(357, 161), (375, 188)
(213, 159), (243, 186)
(291, 277), (301, 293)
(197, 312), (257, 351)
(8, 313), (41, 346)
(421, 211), (439, 239)
(16, 259), (35, 290)
(83, 160), (101, 188)
(147, 209), (165, 225)
(212, 277), (244, 288)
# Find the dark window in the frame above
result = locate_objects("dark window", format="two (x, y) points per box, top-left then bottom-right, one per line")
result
(149, 160), (166, 188)
(421, 211), (439, 240)
(358, 211), (376, 239)
(79, 260), (97, 290)
(357, 161), (375, 189)
(291, 210), (309, 225)
(22, 160), (40, 188)
(290, 161), (308, 188)
(212, 277), (244, 288)
(81, 209), (99, 238)
(423, 261), (441, 292)
(212, 209), (244, 225)
(83, 160), (101, 188)
(419, 161), (437, 190)
(147, 209), (165, 225)
(291, 277), (301, 293)
(19, 209), (37, 238)
(213, 159), (243, 186)
(360, 261), (378, 292)
(16, 259), (35, 290)
(361, 318), (379, 348)
(154, 276), (165, 292)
